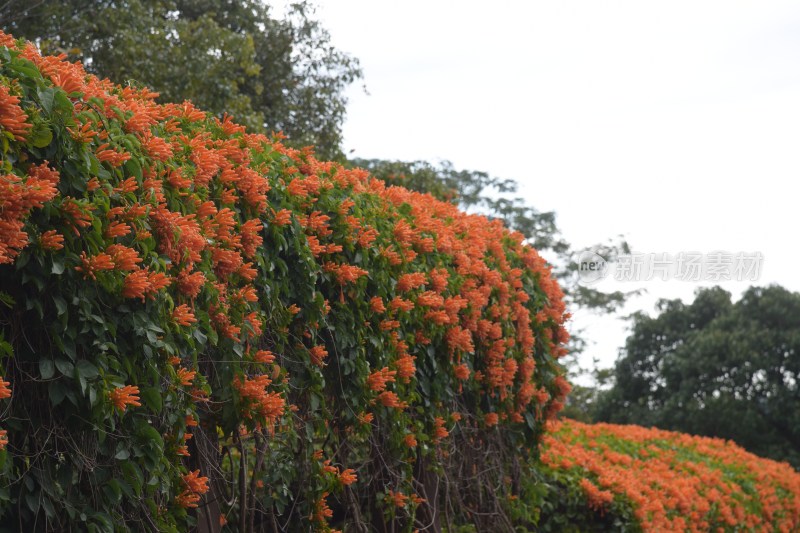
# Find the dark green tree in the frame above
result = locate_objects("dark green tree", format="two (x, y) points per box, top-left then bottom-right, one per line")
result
(596, 285), (800, 468)
(0, 0), (361, 160)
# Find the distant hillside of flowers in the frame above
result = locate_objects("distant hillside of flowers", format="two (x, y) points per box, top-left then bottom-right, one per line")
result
(533, 419), (800, 532)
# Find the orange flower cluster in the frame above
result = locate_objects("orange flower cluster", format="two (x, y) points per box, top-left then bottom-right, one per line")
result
(109, 385), (141, 412)
(172, 304), (196, 327)
(375, 391), (408, 410)
(339, 468), (357, 486)
(432, 416), (449, 442)
(309, 345), (328, 367)
(176, 469), (209, 508)
(122, 268), (172, 300)
(0, 165), (59, 264)
(0, 378), (11, 400)
(0, 84), (31, 141)
(366, 367), (396, 393)
(579, 478), (614, 515)
(233, 374), (285, 429)
(542, 420), (800, 532)
(323, 262), (368, 285)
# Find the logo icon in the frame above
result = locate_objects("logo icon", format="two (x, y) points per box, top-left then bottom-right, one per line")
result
(576, 250), (608, 284)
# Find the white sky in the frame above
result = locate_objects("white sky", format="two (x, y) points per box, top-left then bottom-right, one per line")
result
(311, 1), (800, 377)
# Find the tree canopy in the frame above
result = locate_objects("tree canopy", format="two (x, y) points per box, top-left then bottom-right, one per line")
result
(0, 0), (362, 160)
(596, 285), (800, 468)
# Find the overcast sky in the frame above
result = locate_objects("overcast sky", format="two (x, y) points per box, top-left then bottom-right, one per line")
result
(312, 1), (800, 375)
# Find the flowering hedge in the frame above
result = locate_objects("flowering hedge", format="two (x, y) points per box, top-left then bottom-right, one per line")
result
(0, 32), (570, 531)
(536, 419), (800, 532)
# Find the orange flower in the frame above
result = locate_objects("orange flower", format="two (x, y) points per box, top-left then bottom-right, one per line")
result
(323, 262), (368, 285)
(272, 208), (292, 226)
(172, 304), (196, 327)
(176, 469), (209, 508)
(313, 492), (333, 522)
(339, 468), (357, 486)
(0, 378), (11, 399)
(366, 367), (396, 393)
(175, 490), (200, 509)
(454, 363), (470, 380)
(433, 417), (449, 441)
(389, 297), (414, 313)
(580, 478), (614, 514)
(321, 459), (337, 475)
(40, 230), (64, 250)
(109, 385), (141, 411)
(404, 434), (417, 448)
(176, 268), (206, 298)
(75, 251), (114, 279)
(0, 84), (31, 141)
(177, 367), (196, 386)
(397, 272), (426, 292)
(484, 412), (499, 427)
(95, 144), (131, 167)
(104, 220), (131, 239)
(369, 296), (385, 313)
(309, 345), (328, 367)
(234, 374), (285, 425)
(254, 350), (275, 363)
(387, 490), (407, 508)
(395, 354), (416, 382)
(375, 391), (407, 410)
(106, 244), (142, 271)
(121, 269), (148, 300)
(0, 429), (7, 450)
(182, 469), (209, 494)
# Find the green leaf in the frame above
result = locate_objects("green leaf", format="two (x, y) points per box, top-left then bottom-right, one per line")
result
(29, 125), (53, 148)
(121, 462), (143, 496)
(136, 422), (164, 450)
(53, 90), (74, 113)
(53, 295), (67, 315)
(76, 360), (99, 379)
(39, 359), (55, 380)
(55, 358), (74, 376)
(114, 447), (130, 460)
(48, 381), (65, 407)
(37, 87), (56, 114)
(51, 258), (65, 275)
(41, 496), (55, 518)
(123, 157), (142, 181)
(140, 386), (162, 413)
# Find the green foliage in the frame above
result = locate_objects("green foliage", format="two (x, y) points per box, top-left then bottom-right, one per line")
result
(596, 285), (800, 468)
(1, 0), (362, 160)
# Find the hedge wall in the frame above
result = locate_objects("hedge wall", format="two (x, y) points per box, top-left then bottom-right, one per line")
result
(0, 32), (570, 532)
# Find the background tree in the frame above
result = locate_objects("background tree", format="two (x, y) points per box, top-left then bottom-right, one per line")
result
(595, 285), (800, 468)
(0, 0), (362, 160)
